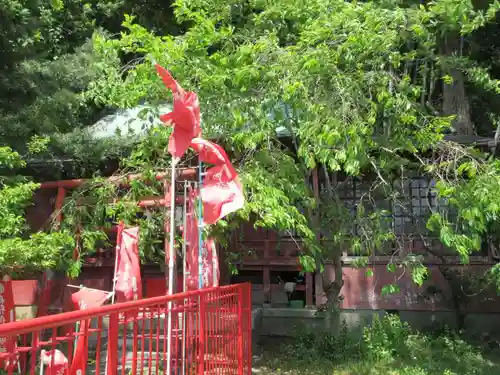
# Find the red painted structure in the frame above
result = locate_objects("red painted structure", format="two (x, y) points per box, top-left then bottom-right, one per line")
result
(22, 166), (500, 314)
(0, 283), (252, 375)
(231, 168), (500, 313)
(24, 169), (200, 316)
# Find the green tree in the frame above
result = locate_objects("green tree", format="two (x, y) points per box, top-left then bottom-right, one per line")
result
(0, 140), (76, 276)
(78, 0), (500, 316)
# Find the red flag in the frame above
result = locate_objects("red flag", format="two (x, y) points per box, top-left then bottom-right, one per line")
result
(201, 165), (245, 225)
(0, 275), (15, 369)
(70, 289), (110, 375)
(115, 227), (142, 302)
(184, 189), (221, 290)
(155, 65), (201, 158)
(190, 138), (237, 179)
(71, 288), (111, 311)
(185, 187), (200, 291)
(41, 349), (68, 375)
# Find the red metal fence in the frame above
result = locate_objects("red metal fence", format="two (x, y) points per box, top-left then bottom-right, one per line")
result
(0, 283), (252, 375)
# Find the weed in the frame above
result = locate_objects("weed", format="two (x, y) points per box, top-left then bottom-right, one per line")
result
(257, 315), (500, 375)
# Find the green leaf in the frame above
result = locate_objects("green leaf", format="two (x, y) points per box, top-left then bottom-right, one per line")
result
(381, 284), (400, 296)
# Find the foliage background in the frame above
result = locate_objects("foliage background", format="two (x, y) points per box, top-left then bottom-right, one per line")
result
(3, 0), (500, 314)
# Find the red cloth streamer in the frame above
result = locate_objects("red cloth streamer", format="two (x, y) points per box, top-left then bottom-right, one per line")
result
(201, 165), (245, 225)
(70, 289), (110, 375)
(190, 138), (237, 179)
(189, 138), (244, 224)
(155, 64), (201, 158)
(41, 350), (68, 375)
(0, 275), (16, 370)
(184, 188), (220, 290)
(115, 227), (142, 302)
(71, 288), (111, 311)
(203, 238), (220, 288)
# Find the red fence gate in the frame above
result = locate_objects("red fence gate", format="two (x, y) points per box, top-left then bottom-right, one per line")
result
(0, 283), (252, 375)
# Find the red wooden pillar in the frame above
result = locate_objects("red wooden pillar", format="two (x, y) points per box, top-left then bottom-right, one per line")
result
(38, 187), (66, 317)
(53, 187), (66, 225)
(305, 273), (313, 307)
(263, 240), (271, 302)
(263, 267), (271, 303)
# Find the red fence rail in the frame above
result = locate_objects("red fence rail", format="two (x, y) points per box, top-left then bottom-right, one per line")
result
(0, 283), (252, 375)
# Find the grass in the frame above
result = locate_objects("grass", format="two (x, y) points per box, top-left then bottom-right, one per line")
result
(253, 315), (500, 375)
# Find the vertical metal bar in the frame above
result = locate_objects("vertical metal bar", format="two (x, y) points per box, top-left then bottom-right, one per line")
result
(166, 159), (177, 375)
(30, 332), (38, 375)
(121, 315), (127, 375)
(50, 327), (57, 370)
(162, 303), (167, 373)
(198, 162), (203, 289)
(131, 313), (138, 375)
(140, 310), (146, 372)
(197, 294), (205, 375)
(246, 284), (252, 375)
(155, 306), (160, 375)
(148, 311), (153, 375)
(237, 287), (244, 375)
(82, 322), (89, 375)
(107, 313), (119, 375)
(182, 181), (188, 375)
(96, 317), (103, 375)
(111, 222), (124, 305)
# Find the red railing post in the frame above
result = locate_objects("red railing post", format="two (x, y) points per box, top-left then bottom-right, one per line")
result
(107, 313), (119, 375)
(0, 284), (253, 375)
(246, 283), (252, 375)
(197, 293), (205, 375)
(237, 285), (245, 375)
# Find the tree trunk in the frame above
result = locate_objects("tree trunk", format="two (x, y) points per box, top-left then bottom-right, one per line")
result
(442, 35), (475, 136)
(320, 251), (344, 333)
(318, 168), (344, 332)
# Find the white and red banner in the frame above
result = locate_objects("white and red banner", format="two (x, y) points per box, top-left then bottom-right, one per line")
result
(70, 288), (110, 375)
(0, 275), (16, 369)
(184, 188), (220, 291)
(115, 227), (142, 302)
(155, 64), (201, 159)
(203, 238), (220, 288)
(41, 349), (68, 375)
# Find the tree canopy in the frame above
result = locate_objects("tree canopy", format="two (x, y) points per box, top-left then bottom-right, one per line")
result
(3, 0), (500, 311)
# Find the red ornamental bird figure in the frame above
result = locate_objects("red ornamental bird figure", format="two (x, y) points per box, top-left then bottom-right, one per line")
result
(155, 64), (185, 98)
(154, 64), (201, 158)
